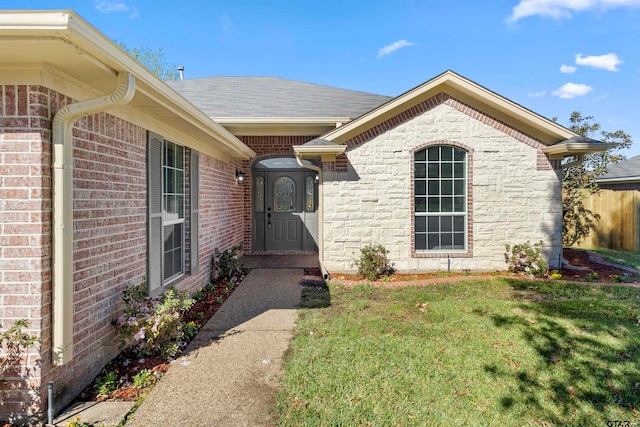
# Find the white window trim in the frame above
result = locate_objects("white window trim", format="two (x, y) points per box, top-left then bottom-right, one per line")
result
(414, 145), (468, 253)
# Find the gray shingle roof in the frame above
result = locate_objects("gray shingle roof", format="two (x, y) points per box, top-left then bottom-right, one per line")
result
(597, 154), (640, 181)
(167, 76), (392, 119)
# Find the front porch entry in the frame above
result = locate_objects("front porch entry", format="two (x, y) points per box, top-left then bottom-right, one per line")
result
(251, 157), (319, 253)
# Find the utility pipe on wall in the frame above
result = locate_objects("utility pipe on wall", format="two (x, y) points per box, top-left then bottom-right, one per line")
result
(51, 72), (136, 365)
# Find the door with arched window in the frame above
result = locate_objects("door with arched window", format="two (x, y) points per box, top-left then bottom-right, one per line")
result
(252, 157), (318, 252)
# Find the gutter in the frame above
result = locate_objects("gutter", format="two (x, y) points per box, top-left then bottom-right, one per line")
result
(51, 72), (136, 365)
(596, 176), (640, 184)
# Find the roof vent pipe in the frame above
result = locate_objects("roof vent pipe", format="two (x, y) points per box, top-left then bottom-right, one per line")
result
(178, 65), (184, 80)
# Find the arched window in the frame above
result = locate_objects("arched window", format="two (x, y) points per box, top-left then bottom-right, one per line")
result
(414, 145), (467, 251)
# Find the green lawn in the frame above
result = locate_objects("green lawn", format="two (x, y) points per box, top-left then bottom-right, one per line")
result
(589, 247), (640, 270)
(274, 279), (640, 427)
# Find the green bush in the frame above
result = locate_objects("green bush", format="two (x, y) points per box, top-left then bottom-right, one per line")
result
(504, 240), (548, 278)
(211, 244), (246, 282)
(352, 244), (395, 281)
(113, 279), (195, 359)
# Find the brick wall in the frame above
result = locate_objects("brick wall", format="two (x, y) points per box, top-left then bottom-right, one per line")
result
(41, 109), (150, 413)
(322, 100), (562, 273)
(195, 155), (245, 281)
(0, 85), (247, 422)
(0, 85), (53, 423)
(237, 136), (318, 252)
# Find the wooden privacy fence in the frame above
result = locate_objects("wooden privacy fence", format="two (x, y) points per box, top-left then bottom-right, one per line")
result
(573, 189), (640, 252)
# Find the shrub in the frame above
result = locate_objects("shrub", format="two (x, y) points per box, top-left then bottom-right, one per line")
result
(352, 244), (395, 281)
(0, 319), (39, 378)
(113, 279), (195, 359)
(211, 244), (246, 282)
(504, 241), (548, 278)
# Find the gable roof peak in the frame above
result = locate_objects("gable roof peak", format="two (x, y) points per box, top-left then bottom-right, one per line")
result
(321, 69), (575, 146)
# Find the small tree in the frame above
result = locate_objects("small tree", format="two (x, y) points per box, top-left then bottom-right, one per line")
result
(559, 112), (632, 246)
(117, 42), (179, 81)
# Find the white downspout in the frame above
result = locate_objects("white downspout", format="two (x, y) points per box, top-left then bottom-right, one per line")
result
(51, 72), (136, 365)
(294, 156), (328, 278)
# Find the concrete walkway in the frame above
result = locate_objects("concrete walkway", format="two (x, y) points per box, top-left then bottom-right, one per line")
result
(125, 268), (303, 427)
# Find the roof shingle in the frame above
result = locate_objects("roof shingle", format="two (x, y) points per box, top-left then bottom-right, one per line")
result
(597, 154), (640, 181)
(167, 76), (392, 119)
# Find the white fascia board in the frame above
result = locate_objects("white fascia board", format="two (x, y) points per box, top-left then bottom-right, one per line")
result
(293, 144), (346, 162)
(596, 176), (640, 184)
(215, 117), (350, 137)
(322, 70), (573, 143)
(213, 117), (351, 125)
(0, 10), (255, 160)
(543, 142), (618, 159)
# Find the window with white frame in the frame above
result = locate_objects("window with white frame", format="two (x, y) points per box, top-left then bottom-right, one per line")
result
(414, 145), (467, 251)
(148, 132), (198, 296)
(162, 140), (185, 281)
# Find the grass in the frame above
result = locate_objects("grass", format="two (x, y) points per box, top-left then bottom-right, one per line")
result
(589, 247), (640, 270)
(274, 278), (640, 426)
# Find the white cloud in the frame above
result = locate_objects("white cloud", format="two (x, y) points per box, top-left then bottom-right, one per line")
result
(529, 90), (546, 97)
(95, 1), (130, 13)
(552, 82), (593, 98)
(560, 64), (577, 73)
(508, 0), (640, 22)
(377, 40), (415, 59)
(575, 53), (623, 71)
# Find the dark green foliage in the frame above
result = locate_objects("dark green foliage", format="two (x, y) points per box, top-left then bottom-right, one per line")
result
(352, 244), (395, 281)
(559, 112), (632, 246)
(211, 244), (246, 283)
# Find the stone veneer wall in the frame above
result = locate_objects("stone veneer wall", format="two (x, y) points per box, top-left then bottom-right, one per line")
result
(0, 85), (244, 422)
(322, 99), (563, 273)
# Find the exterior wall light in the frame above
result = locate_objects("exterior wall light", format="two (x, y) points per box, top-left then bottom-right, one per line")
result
(235, 170), (244, 184)
(314, 173), (320, 184)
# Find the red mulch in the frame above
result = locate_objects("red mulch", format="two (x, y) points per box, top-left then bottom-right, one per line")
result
(76, 273), (245, 403)
(561, 248), (634, 281)
(332, 248), (637, 286)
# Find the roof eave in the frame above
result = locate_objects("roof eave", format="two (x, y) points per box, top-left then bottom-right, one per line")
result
(321, 70), (574, 145)
(595, 176), (640, 184)
(0, 10), (255, 161)
(543, 142), (619, 160)
(293, 144), (347, 162)
(213, 117), (350, 137)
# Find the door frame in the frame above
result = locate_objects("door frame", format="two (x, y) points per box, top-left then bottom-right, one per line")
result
(251, 157), (319, 253)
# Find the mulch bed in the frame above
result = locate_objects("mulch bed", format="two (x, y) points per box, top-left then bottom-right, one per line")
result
(561, 248), (637, 281)
(77, 272), (246, 403)
(330, 248), (638, 287)
(49, 250), (640, 410)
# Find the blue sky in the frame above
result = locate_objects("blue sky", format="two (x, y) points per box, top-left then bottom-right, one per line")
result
(11, 0), (640, 157)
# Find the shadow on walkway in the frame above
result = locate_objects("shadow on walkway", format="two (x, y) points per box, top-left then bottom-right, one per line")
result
(126, 268), (304, 427)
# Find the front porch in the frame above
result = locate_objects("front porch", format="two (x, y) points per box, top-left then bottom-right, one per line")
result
(245, 254), (320, 269)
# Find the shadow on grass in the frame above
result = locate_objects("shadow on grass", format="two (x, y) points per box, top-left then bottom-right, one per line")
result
(485, 278), (640, 425)
(299, 271), (331, 309)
